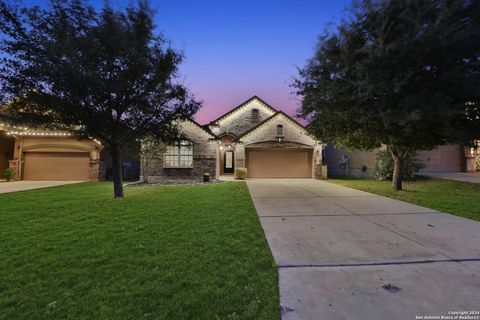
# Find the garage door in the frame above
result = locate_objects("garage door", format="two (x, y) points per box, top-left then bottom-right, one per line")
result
(24, 152), (90, 181)
(247, 149), (312, 178)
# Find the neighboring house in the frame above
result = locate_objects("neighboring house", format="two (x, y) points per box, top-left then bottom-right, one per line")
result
(327, 143), (478, 177)
(4, 95), (475, 182)
(142, 96), (324, 182)
(1, 123), (104, 181)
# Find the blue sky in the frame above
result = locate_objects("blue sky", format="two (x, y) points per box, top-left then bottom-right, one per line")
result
(22, 0), (351, 123)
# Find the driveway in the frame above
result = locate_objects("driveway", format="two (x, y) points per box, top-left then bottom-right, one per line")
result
(417, 171), (480, 184)
(0, 181), (81, 194)
(247, 179), (480, 320)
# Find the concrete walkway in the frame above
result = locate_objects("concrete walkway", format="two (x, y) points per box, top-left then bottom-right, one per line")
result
(247, 179), (480, 320)
(0, 181), (81, 194)
(417, 171), (480, 184)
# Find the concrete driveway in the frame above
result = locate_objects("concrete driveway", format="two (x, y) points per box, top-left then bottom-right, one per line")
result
(247, 179), (480, 320)
(0, 181), (81, 194)
(417, 171), (480, 184)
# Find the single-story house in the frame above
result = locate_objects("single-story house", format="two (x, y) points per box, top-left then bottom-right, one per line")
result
(327, 143), (478, 177)
(142, 96), (325, 182)
(2, 95), (477, 181)
(0, 123), (140, 181)
(144, 96), (478, 181)
(0, 123), (104, 180)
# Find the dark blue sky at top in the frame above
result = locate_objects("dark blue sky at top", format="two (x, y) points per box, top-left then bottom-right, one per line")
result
(22, 0), (351, 123)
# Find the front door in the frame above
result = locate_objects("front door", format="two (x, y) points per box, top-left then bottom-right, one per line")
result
(224, 150), (234, 173)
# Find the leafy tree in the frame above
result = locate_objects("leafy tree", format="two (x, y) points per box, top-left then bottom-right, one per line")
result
(0, 0), (200, 197)
(294, 0), (480, 190)
(139, 135), (166, 183)
(374, 150), (424, 181)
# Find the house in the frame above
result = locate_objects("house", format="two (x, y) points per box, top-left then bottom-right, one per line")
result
(326, 144), (478, 177)
(0, 123), (105, 181)
(142, 96), (324, 182)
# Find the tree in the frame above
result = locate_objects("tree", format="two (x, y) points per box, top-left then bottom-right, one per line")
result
(139, 135), (165, 183)
(294, 0), (480, 190)
(0, 0), (200, 197)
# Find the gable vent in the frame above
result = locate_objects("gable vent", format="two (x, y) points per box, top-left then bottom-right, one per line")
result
(276, 124), (284, 137)
(251, 109), (260, 122)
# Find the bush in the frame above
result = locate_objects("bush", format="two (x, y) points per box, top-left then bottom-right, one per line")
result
(4, 168), (15, 182)
(235, 168), (247, 180)
(374, 150), (424, 181)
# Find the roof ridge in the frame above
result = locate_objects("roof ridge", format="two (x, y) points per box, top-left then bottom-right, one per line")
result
(209, 95), (278, 125)
(235, 112), (280, 140)
(236, 111), (318, 141)
(184, 117), (218, 139)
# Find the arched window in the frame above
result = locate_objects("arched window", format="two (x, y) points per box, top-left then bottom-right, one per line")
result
(276, 124), (284, 137)
(164, 140), (193, 168)
(251, 108), (259, 122)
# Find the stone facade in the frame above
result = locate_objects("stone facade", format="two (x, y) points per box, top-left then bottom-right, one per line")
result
(209, 97), (276, 137)
(142, 119), (218, 182)
(238, 112), (323, 178)
(143, 96), (325, 181)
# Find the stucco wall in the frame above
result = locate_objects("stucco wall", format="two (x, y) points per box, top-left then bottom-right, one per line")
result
(326, 143), (466, 177)
(10, 136), (103, 181)
(416, 144), (464, 172)
(326, 144), (383, 177)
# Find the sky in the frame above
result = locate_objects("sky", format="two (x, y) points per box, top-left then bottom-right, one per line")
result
(22, 0), (351, 124)
(153, 0), (350, 124)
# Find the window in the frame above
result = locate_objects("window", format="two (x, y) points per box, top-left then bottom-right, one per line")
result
(164, 140), (193, 168)
(276, 124), (284, 137)
(251, 108), (259, 122)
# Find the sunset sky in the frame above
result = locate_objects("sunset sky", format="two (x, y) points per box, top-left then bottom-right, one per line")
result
(155, 0), (350, 124)
(23, 0), (351, 124)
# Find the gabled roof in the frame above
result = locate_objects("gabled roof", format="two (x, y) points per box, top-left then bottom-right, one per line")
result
(236, 110), (318, 142)
(183, 118), (218, 139)
(209, 95), (278, 125)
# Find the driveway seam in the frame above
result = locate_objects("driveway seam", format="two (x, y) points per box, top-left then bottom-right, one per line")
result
(258, 212), (436, 218)
(277, 258), (480, 269)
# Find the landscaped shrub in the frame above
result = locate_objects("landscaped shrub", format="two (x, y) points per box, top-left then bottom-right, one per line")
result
(374, 150), (424, 181)
(235, 168), (247, 180)
(4, 168), (15, 182)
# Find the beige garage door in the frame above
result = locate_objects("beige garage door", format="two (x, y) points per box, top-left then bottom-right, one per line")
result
(247, 149), (312, 178)
(24, 152), (90, 181)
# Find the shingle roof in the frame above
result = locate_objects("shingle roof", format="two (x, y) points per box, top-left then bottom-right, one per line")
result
(209, 95), (278, 125)
(236, 111), (315, 141)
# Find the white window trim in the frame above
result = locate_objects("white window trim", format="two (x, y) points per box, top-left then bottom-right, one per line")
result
(163, 140), (194, 168)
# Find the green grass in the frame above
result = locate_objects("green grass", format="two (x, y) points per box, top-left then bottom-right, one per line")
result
(0, 182), (279, 320)
(329, 176), (480, 221)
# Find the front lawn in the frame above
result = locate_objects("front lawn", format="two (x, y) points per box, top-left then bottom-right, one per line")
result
(0, 182), (279, 319)
(329, 176), (480, 222)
